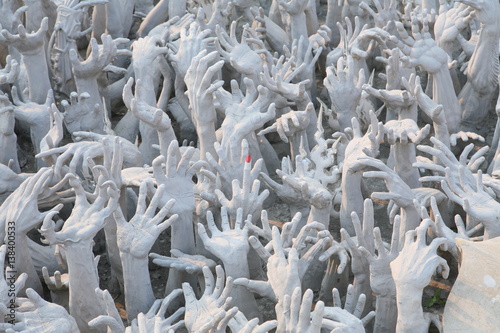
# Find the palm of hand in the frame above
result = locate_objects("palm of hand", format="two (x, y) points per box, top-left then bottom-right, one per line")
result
(267, 256), (300, 301)
(206, 229), (249, 259)
(435, 8), (463, 44)
(158, 177), (195, 215)
(390, 234), (446, 290)
(2, 172), (48, 235)
(328, 80), (360, 114)
(409, 38), (448, 73)
(21, 304), (77, 331)
(117, 216), (159, 258)
(54, 206), (107, 244)
(464, 191), (500, 228)
(185, 295), (223, 331)
(229, 44), (262, 75)
(173, 38), (205, 78)
(222, 103), (269, 144)
(369, 255), (396, 297)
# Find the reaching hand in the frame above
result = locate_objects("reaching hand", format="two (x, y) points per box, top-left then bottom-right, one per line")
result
(150, 249), (217, 275)
(40, 175), (119, 245)
(116, 179), (178, 258)
(1, 288), (79, 332)
(168, 21), (213, 79)
(441, 167), (500, 239)
(389, 19), (448, 74)
(277, 287), (324, 333)
(391, 219), (449, 290)
(198, 207), (250, 265)
(434, 0), (475, 47)
(219, 78), (274, 151)
(151, 141), (205, 214)
(324, 55), (366, 131)
(183, 265), (235, 332)
(322, 284), (375, 332)
(185, 49), (224, 128)
(215, 22), (264, 77)
(126, 290), (185, 333)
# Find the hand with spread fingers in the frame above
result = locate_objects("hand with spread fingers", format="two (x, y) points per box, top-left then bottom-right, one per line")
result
(183, 265), (236, 332)
(277, 287), (325, 333)
(0, 288), (79, 333)
(391, 219), (449, 333)
(322, 284), (375, 333)
(441, 167), (500, 239)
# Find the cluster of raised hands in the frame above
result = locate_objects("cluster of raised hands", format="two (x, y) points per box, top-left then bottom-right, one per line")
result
(0, 0), (499, 331)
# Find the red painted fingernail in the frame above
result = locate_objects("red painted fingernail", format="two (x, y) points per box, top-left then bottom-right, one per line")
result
(246, 155), (251, 163)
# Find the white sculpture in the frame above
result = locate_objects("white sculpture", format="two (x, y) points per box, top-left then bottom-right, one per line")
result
(1, 0), (500, 332)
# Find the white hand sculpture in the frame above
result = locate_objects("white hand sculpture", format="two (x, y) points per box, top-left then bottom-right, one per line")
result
(151, 140), (206, 294)
(390, 18), (460, 132)
(0, 95), (20, 173)
(434, 0), (475, 50)
(215, 22), (264, 79)
(1, 17), (51, 104)
(391, 219), (449, 333)
(0, 55), (19, 85)
(41, 266), (69, 310)
(235, 225), (327, 303)
(218, 78), (275, 158)
(194, 0), (233, 32)
(429, 196), (483, 260)
(88, 288), (126, 333)
(36, 132), (142, 179)
(198, 207), (250, 267)
(168, 21), (213, 80)
(206, 139), (263, 205)
(183, 265), (235, 332)
(39, 104), (64, 167)
(40, 175), (119, 332)
(0, 163), (26, 203)
(122, 77), (174, 158)
(277, 287), (324, 333)
(10, 87), (54, 168)
(151, 140), (204, 215)
(359, 0), (399, 31)
(184, 49), (224, 159)
(260, 55), (310, 103)
(61, 92), (101, 135)
(339, 199), (377, 316)
(415, 136), (484, 187)
(115, 179), (178, 320)
(353, 156), (421, 232)
(260, 101), (315, 165)
(441, 167), (500, 239)
(197, 207), (260, 319)
(0, 288), (79, 333)
(0, 168), (61, 295)
(150, 249), (217, 275)
(324, 55), (365, 131)
(214, 156), (268, 225)
(322, 284), (375, 332)
(0, 245), (27, 317)
(358, 217), (401, 332)
(259, 157), (310, 218)
(340, 111), (384, 235)
(125, 290), (185, 333)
